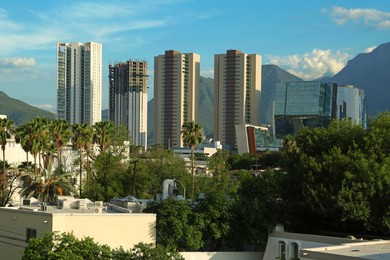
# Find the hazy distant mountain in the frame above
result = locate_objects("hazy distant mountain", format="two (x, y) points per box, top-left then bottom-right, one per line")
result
(0, 91), (56, 125)
(260, 64), (303, 125)
(198, 76), (214, 135)
(330, 42), (390, 116)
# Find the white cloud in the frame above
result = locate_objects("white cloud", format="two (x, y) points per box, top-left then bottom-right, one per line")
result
(0, 57), (36, 67)
(364, 46), (377, 53)
(329, 6), (390, 29)
(268, 49), (351, 80)
(36, 104), (54, 110)
(0, 58), (36, 73)
(201, 68), (214, 78)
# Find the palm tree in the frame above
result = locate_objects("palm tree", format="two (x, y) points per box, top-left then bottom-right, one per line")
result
(93, 121), (114, 153)
(15, 123), (34, 170)
(51, 119), (72, 166)
(72, 123), (94, 197)
(181, 121), (204, 199)
(0, 118), (15, 193)
(29, 117), (51, 178)
(20, 163), (76, 203)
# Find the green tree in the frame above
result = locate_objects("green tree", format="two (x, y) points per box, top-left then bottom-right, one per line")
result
(72, 123), (94, 197)
(30, 117), (52, 176)
(135, 147), (189, 199)
(93, 121), (114, 153)
(280, 119), (389, 234)
(23, 232), (184, 260)
(22, 232), (112, 260)
(0, 118), (15, 193)
(84, 151), (129, 202)
(145, 198), (204, 251)
(51, 119), (72, 166)
(0, 165), (20, 206)
(112, 243), (184, 260)
(15, 123), (34, 169)
(234, 170), (284, 248)
(202, 149), (239, 195)
(195, 191), (234, 250)
(181, 121), (204, 199)
(20, 164), (76, 203)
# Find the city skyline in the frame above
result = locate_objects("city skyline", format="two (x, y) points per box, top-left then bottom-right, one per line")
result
(0, 0), (389, 113)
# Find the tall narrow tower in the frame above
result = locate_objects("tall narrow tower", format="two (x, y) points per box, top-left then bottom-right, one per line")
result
(109, 60), (148, 149)
(57, 42), (102, 125)
(214, 50), (262, 150)
(154, 50), (200, 149)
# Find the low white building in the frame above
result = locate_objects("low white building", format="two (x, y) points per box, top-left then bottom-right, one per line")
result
(263, 227), (390, 260)
(0, 197), (156, 260)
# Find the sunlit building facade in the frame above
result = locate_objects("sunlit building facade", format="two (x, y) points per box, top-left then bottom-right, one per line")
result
(109, 60), (148, 149)
(154, 50), (200, 149)
(337, 85), (367, 128)
(57, 42), (102, 125)
(214, 50), (262, 150)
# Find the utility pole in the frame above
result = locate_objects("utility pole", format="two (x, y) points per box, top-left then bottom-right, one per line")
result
(130, 160), (138, 196)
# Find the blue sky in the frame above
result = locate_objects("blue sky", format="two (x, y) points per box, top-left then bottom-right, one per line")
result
(0, 0), (389, 112)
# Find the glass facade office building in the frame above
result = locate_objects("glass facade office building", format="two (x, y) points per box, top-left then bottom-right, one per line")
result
(274, 81), (337, 138)
(337, 85), (367, 128)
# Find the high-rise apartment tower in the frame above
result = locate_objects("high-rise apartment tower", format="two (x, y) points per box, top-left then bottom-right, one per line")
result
(154, 50), (200, 149)
(109, 60), (148, 149)
(214, 50), (262, 150)
(57, 42), (102, 125)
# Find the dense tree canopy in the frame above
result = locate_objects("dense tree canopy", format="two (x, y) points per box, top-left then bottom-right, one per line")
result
(281, 118), (390, 235)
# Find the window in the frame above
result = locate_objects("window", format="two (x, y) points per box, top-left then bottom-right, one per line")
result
(26, 228), (37, 242)
(291, 242), (299, 259)
(278, 241), (286, 260)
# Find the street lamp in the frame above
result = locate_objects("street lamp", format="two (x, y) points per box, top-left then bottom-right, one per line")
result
(173, 179), (186, 200)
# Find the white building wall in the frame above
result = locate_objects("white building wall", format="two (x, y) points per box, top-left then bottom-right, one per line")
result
(0, 207), (156, 260)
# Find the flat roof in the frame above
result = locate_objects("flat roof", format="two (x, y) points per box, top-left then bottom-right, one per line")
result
(0, 205), (152, 215)
(301, 240), (390, 260)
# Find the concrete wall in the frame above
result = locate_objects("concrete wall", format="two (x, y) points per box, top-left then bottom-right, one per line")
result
(0, 207), (156, 260)
(0, 208), (53, 260)
(180, 252), (264, 260)
(52, 213), (156, 249)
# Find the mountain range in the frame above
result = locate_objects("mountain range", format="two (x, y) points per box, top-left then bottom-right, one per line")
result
(330, 42), (390, 116)
(2, 41), (390, 136)
(0, 91), (55, 125)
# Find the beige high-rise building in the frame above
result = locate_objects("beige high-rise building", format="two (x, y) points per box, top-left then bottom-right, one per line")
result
(109, 60), (148, 149)
(57, 42), (102, 125)
(154, 50), (200, 149)
(214, 50), (262, 149)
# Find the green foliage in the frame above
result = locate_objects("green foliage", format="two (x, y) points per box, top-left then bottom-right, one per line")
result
(234, 170), (284, 247)
(134, 147), (189, 199)
(145, 198), (204, 251)
(181, 121), (205, 200)
(112, 243), (184, 260)
(195, 191), (234, 250)
(84, 151), (129, 202)
(23, 232), (183, 260)
(200, 150), (239, 195)
(281, 118), (390, 235)
(20, 164), (76, 203)
(22, 232), (112, 260)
